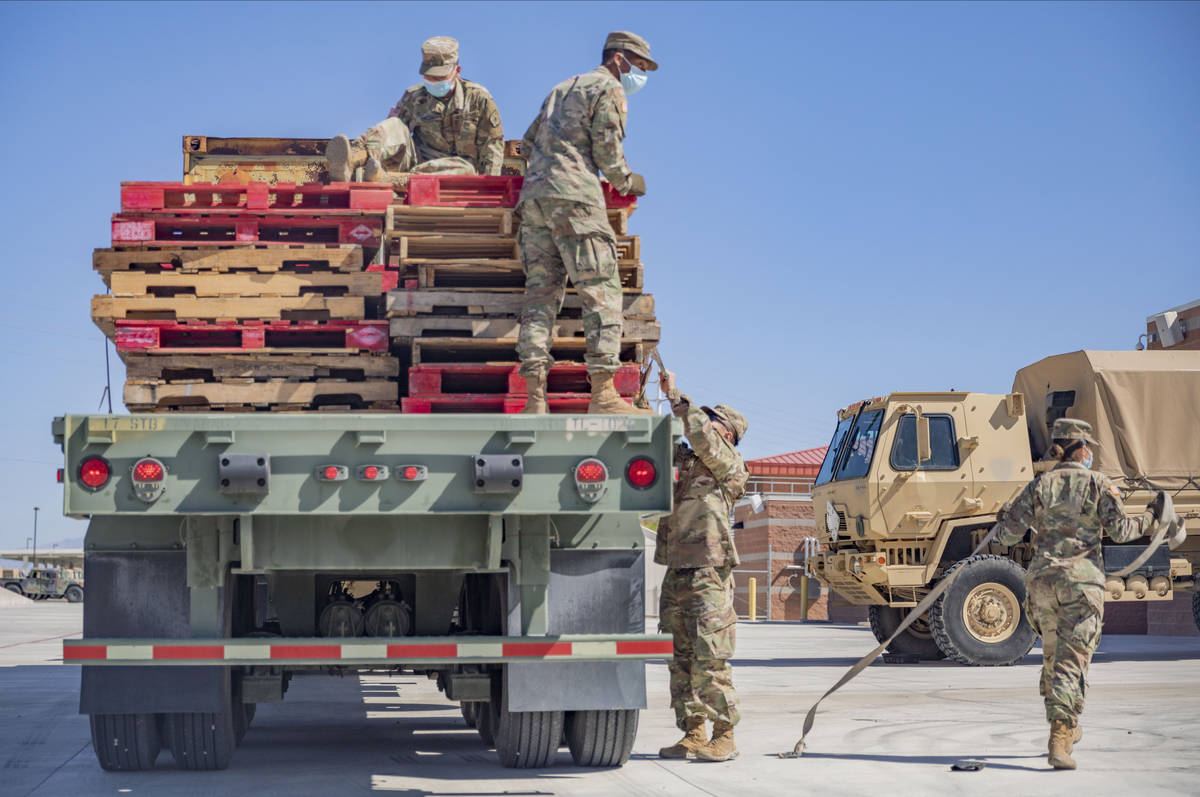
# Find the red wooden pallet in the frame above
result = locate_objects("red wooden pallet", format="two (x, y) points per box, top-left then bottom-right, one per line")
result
(405, 175), (637, 209)
(112, 214), (384, 246)
(402, 394), (595, 414)
(407, 363), (640, 396)
(366, 263), (400, 293)
(114, 319), (389, 353)
(121, 182), (393, 212)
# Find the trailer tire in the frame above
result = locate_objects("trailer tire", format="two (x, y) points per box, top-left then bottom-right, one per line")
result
(89, 713), (162, 771)
(477, 700), (499, 746)
(164, 706), (236, 770)
(65, 585), (84, 603)
(461, 702), (478, 728)
(868, 605), (943, 660)
(930, 555), (1036, 666)
(565, 709), (638, 767)
(1192, 592), (1200, 634)
(496, 708), (564, 768)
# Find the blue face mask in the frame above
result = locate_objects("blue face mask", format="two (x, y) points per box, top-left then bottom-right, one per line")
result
(618, 55), (648, 96)
(1082, 452), (1094, 469)
(425, 77), (454, 98)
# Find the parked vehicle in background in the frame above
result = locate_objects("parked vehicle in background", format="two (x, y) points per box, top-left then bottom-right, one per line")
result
(3, 566), (84, 602)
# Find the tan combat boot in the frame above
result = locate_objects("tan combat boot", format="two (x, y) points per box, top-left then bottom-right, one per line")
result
(588, 372), (655, 415)
(695, 719), (737, 762)
(521, 371), (548, 414)
(658, 716), (707, 759)
(1047, 720), (1077, 770)
(363, 156), (385, 183)
(326, 134), (368, 182)
(1048, 722), (1082, 753)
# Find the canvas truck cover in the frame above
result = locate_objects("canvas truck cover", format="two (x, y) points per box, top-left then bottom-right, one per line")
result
(1013, 350), (1200, 486)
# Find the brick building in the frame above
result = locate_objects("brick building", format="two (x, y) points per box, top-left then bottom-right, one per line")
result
(1143, 298), (1200, 350)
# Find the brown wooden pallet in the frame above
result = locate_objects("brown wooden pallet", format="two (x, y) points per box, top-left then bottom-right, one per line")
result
(122, 352), (400, 382)
(123, 379), (399, 409)
(389, 234), (518, 263)
(385, 289), (655, 319)
(384, 206), (632, 237)
(94, 244), (365, 283)
(92, 295), (367, 336)
(126, 401), (401, 414)
(410, 337), (643, 365)
(410, 262), (642, 290)
(108, 271), (383, 299)
(389, 316), (660, 342)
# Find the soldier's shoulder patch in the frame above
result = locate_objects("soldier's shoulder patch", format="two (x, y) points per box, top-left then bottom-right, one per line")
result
(1109, 483), (1122, 498)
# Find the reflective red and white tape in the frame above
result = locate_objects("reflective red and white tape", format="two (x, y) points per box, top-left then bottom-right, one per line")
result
(63, 635), (674, 665)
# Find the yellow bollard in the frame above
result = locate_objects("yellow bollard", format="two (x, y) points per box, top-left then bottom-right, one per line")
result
(799, 575), (809, 622)
(748, 577), (757, 622)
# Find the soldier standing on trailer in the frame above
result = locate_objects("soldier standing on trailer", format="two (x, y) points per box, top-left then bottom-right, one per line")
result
(992, 418), (1166, 770)
(655, 369), (749, 762)
(325, 36), (504, 186)
(515, 31), (654, 415)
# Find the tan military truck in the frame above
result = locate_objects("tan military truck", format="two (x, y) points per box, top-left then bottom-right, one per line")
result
(810, 350), (1200, 666)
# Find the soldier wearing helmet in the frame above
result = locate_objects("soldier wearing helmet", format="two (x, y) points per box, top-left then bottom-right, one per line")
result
(654, 370), (749, 762)
(326, 36), (504, 186)
(992, 417), (1166, 770)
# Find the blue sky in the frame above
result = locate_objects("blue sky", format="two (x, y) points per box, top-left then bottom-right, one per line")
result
(0, 1), (1196, 549)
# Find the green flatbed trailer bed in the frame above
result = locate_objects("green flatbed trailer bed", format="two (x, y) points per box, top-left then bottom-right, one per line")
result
(54, 412), (679, 771)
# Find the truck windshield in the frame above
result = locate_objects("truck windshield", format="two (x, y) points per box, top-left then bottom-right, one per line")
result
(834, 409), (884, 481)
(815, 416), (855, 486)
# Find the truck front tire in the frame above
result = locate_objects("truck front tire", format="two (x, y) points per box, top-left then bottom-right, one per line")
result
(66, 585), (84, 603)
(868, 605), (943, 660)
(564, 709), (638, 767)
(89, 713), (162, 771)
(930, 554), (1036, 666)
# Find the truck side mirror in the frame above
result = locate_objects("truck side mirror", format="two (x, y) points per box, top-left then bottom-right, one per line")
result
(917, 414), (932, 464)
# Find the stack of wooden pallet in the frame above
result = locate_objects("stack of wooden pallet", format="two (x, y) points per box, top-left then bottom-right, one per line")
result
(91, 181), (400, 412)
(386, 174), (660, 413)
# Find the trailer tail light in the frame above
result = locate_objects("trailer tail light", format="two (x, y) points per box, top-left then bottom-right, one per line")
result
(574, 458), (608, 503)
(79, 457), (111, 491)
(131, 457), (167, 503)
(56, 468), (64, 483)
(625, 457), (658, 489)
(316, 465), (348, 482)
(356, 464), (388, 481)
(397, 465), (428, 481)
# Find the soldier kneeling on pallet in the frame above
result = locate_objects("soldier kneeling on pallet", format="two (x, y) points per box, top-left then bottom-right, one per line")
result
(325, 36), (504, 188)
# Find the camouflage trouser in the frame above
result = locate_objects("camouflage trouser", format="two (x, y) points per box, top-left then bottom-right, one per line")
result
(1025, 570), (1104, 726)
(659, 566), (739, 729)
(516, 198), (622, 377)
(359, 117), (476, 176)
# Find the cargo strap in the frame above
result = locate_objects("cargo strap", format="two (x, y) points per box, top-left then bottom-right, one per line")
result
(780, 526), (1000, 758)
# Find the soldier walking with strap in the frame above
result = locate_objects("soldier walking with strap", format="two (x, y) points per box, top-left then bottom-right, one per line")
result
(516, 31), (654, 414)
(992, 418), (1166, 770)
(655, 370), (749, 762)
(326, 37), (504, 187)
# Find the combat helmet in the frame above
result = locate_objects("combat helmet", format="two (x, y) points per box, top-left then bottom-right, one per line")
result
(1051, 417), (1100, 446)
(702, 404), (748, 444)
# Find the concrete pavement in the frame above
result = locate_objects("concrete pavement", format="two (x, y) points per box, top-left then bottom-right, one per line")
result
(2, 602), (1198, 796)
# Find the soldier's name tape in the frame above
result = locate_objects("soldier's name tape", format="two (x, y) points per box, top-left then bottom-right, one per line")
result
(63, 634), (673, 666)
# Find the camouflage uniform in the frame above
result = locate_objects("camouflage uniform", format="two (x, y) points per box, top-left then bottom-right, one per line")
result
(656, 392), (749, 729)
(356, 37), (503, 177)
(994, 419), (1153, 727)
(516, 63), (642, 377)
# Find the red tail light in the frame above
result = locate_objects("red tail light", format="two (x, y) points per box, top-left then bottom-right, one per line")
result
(79, 457), (111, 490)
(576, 461), (607, 482)
(363, 466), (379, 480)
(626, 458), (658, 489)
(133, 459), (165, 482)
(324, 466), (340, 480)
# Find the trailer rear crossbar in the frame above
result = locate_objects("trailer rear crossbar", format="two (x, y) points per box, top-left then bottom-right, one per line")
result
(64, 634), (674, 666)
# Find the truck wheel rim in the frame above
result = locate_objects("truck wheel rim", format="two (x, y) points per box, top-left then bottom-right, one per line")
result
(961, 583), (1019, 643)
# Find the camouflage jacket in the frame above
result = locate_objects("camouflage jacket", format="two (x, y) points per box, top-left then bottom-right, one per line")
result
(995, 461), (1153, 584)
(519, 66), (637, 209)
(655, 389), (749, 569)
(393, 78), (504, 175)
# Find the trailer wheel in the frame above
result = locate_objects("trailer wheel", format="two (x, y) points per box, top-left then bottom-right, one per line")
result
(1192, 592), (1200, 634)
(868, 605), (943, 660)
(65, 585), (84, 603)
(164, 694), (236, 770)
(460, 702), (478, 728)
(496, 707), (564, 768)
(564, 709), (638, 767)
(89, 713), (162, 771)
(930, 555), (1036, 666)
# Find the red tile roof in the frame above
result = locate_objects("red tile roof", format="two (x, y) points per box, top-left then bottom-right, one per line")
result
(746, 446), (827, 477)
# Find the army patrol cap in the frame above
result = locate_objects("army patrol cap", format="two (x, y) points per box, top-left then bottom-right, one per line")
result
(420, 36), (459, 78)
(1051, 417), (1100, 446)
(604, 31), (659, 71)
(703, 404), (748, 444)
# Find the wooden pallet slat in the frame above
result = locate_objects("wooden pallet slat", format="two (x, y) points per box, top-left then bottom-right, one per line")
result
(124, 379), (399, 410)
(112, 213), (384, 247)
(92, 295), (367, 336)
(122, 181), (392, 212)
(108, 271), (383, 299)
(389, 316), (660, 342)
(410, 337), (643, 366)
(122, 352), (400, 382)
(385, 289), (655, 319)
(113, 319), (389, 353)
(407, 362), (640, 396)
(93, 245), (365, 281)
(410, 262), (643, 290)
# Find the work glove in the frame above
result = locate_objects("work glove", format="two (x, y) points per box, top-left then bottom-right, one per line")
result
(1148, 490), (1167, 522)
(626, 173), (646, 196)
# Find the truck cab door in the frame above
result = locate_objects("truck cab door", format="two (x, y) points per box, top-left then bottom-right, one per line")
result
(876, 408), (971, 538)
